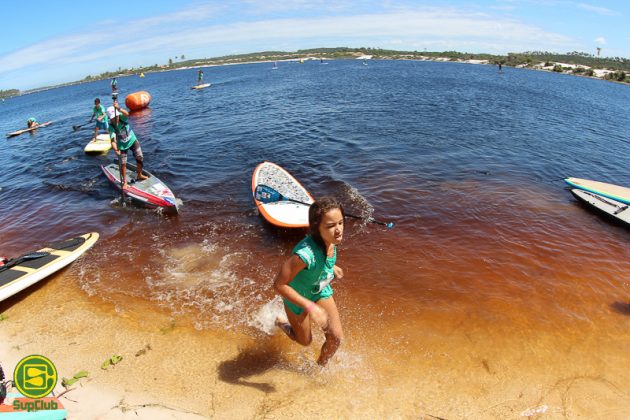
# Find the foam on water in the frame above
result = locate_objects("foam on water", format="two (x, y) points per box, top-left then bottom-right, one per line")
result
(248, 296), (286, 335)
(144, 240), (268, 331)
(76, 264), (100, 298)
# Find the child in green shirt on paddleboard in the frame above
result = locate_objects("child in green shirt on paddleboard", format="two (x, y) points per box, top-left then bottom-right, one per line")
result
(90, 98), (109, 139)
(274, 197), (346, 367)
(107, 101), (148, 189)
(26, 117), (38, 128)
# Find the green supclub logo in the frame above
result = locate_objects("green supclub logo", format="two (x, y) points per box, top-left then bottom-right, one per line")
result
(13, 355), (57, 399)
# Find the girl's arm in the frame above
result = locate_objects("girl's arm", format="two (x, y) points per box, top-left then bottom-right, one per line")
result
(274, 255), (311, 309)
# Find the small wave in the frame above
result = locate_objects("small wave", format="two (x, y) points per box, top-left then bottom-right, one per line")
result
(77, 264), (100, 297)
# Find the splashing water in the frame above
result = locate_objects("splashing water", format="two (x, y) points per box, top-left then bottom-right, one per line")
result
(248, 296), (286, 335)
(146, 240), (268, 331)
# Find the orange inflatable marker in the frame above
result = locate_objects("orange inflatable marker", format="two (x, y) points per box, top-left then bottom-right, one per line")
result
(125, 91), (151, 112)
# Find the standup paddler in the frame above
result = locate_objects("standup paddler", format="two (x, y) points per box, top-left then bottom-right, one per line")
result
(197, 69), (204, 84)
(274, 197), (346, 367)
(89, 98), (108, 139)
(107, 102), (148, 189)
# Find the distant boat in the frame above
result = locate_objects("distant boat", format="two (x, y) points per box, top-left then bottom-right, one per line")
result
(363, 60), (368, 66)
(139, 73), (145, 78)
(272, 61), (278, 70)
(299, 58), (304, 64)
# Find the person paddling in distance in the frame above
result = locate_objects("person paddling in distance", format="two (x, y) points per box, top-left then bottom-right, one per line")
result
(107, 101), (148, 189)
(89, 98), (108, 139)
(274, 197), (345, 367)
(26, 117), (38, 128)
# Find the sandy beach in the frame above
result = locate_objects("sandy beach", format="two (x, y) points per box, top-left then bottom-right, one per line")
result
(2, 263), (628, 419)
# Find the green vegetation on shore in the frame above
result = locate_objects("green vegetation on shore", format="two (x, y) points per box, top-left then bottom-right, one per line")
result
(5, 47), (630, 97)
(0, 89), (20, 99)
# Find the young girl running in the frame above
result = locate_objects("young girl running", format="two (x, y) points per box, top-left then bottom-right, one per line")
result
(274, 197), (345, 366)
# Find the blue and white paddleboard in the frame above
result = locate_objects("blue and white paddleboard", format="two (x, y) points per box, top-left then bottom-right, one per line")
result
(564, 177), (630, 205)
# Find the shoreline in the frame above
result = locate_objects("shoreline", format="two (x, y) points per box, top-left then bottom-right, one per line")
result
(7, 54), (628, 99)
(1, 265), (628, 418)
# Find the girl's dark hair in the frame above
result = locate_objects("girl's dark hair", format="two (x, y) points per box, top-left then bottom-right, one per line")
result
(308, 196), (344, 252)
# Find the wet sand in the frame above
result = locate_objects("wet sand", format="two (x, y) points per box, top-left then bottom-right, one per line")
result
(1, 265), (628, 419)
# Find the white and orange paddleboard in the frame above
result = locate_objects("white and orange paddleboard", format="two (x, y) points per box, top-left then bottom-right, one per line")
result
(252, 161), (314, 228)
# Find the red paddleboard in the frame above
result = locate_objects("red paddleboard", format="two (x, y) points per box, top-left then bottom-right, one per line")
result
(101, 162), (178, 214)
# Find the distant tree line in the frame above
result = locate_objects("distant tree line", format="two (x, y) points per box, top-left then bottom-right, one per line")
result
(0, 89), (20, 99)
(505, 51), (630, 72)
(8, 47), (630, 95)
(74, 48), (630, 86)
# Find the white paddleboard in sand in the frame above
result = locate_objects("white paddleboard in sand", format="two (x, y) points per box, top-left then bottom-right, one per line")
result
(571, 189), (630, 227)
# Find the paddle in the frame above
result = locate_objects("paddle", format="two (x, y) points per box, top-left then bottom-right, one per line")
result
(254, 184), (394, 229)
(0, 252), (50, 273)
(72, 120), (92, 131)
(579, 190), (629, 214)
(111, 99), (126, 206)
(117, 154), (127, 206)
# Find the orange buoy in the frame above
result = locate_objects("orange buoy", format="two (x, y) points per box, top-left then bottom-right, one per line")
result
(125, 91), (151, 112)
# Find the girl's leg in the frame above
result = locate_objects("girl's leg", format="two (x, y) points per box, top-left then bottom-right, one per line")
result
(315, 297), (343, 366)
(277, 304), (312, 346)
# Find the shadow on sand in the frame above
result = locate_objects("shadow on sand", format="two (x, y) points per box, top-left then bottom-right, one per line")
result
(217, 341), (284, 393)
(610, 301), (630, 316)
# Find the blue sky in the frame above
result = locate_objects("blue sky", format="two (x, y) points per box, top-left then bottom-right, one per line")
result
(1, 0), (628, 90)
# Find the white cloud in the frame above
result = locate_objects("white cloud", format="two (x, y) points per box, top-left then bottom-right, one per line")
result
(0, 5), (579, 88)
(0, 33), (102, 73)
(127, 3), (224, 29)
(240, 0), (357, 14)
(594, 36), (606, 45)
(577, 3), (620, 16)
(152, 10), (569, 49)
